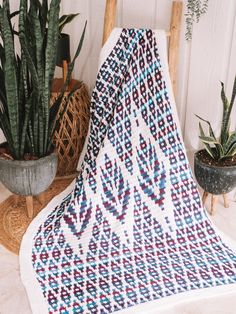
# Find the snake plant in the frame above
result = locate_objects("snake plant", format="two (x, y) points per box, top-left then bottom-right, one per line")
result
(196, 76), (236, 161)
(0, 0), (86, 160)
(59, 13), (79, 35)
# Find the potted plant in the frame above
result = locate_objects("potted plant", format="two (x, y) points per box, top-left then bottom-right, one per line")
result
(56, 13), (79, 68)
(194, 76), (236, 208)
(0, 0), (86, 197)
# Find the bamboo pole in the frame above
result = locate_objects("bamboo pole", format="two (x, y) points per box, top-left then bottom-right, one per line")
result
(168, 1), (183, 97)
(102, 0), (117, 45)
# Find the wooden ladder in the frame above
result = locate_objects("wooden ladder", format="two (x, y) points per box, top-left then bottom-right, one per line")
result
(102, 0), (183, 97)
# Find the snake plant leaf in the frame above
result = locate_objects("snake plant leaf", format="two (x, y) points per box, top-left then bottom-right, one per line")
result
(59, 13), (80, 34)
(220, 77), (236, 146)
(0, 0), (86, 159)
(19, 0), (39, 94)
(224, 131), (236, 153)
(40, 0), (48, 31)
(38, 105), (45, 156)
(199, 135), (218, 144)
(10, 10), (20, 19)
(64, 21), (87, 89)
(198, 122), (215, 159)
(0, 70), (7, 109)
(29, 1), (44, 92)
(225, 142), (236, 157)
(0, 110), (14, 150)
(20, 92), (34, 156)
(16, 54), (24, 137)
(0, 2), (20, 159)
(197, 75), (236, 160)
(43, 0), (60, 152)
(33, 103), (39, 156)
(215, 142), (225, 160)
(220, 81), (229, 111)
(28, 121), (35, 155)
(230, 75), (236, 109)
(195, 114), (217, 139)
(48, 21), (87, 152)
(2, 0), (9, 14)
(220, 81), (230, 144)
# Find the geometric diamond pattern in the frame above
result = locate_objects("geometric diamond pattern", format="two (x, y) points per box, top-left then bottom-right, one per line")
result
(24, 29), (236, 313)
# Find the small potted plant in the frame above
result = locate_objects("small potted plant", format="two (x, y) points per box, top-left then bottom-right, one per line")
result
(194, 76), (236, 207)
(56, 13), (79, 68)
(0, 0), (86, 197)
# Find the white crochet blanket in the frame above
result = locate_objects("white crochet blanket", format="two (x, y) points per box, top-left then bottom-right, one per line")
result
(21, 29), (236, 314)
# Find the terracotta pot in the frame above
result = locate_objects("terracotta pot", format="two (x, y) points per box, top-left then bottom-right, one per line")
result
(194, 150), (236, 195)
(0, 152), (58, 196)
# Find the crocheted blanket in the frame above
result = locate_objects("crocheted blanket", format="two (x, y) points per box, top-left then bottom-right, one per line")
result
(21, 29), (236, 314)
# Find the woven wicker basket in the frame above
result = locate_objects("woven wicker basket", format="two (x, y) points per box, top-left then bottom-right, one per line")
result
(51, 79), (90, 176)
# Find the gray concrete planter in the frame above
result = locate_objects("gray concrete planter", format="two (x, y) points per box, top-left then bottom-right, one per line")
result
(194, 150), (236, 195)
(0, 152), (58, 196)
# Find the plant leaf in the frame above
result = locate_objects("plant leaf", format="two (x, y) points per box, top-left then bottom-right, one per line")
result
(59, 13), (79, 34)
(199, 135), (218, 144)
(198, 122), (215, 159)
(48, 21), (87, 151)
(0, 2), (20, 158)
(225, 142), (236, 157)
(230, 75), (236, 110)
(43, 0), (60, 152)
(195, 114), (216, 140)
(220, 81), (229, 111)
(224, 131), (236, 154)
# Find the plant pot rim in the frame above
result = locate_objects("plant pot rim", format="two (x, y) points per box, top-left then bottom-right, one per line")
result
(0, 151), (57, 167)
(194, 149), (236, 170)
(59, 32), (70, 37)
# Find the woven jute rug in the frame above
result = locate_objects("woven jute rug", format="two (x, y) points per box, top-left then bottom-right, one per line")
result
(0, 177), (74, 255)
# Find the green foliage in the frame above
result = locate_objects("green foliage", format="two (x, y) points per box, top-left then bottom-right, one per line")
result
(59, 13), (79, 35)
(185, 0), (209, 40)
(0, 0), (86, 160)
(196, 76), (236, 161)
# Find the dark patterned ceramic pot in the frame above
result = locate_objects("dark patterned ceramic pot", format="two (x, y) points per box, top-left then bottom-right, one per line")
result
(0, 152), (58, 196)
(194, 150), (236, 195)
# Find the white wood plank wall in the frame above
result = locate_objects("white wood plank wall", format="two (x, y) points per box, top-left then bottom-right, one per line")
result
(1, 0), (236, 157)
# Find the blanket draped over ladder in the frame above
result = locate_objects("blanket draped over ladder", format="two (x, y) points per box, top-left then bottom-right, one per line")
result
(21, 29), (236, 314)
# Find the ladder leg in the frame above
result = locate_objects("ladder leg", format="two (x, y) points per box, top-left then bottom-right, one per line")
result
(25, 196), (34, 219)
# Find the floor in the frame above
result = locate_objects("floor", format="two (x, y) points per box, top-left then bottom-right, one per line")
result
(0, 182), (236, 314)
